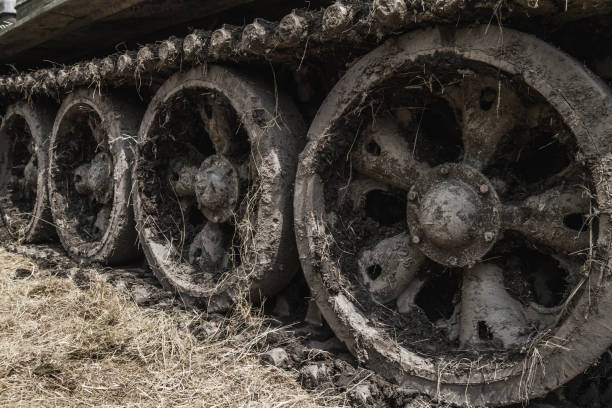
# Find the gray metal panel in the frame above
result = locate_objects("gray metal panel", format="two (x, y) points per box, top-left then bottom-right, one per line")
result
(1, 0), (16, 14)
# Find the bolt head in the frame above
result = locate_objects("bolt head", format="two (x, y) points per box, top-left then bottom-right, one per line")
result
(411, 235), (421, 244)
(447, 256), (458, 266)
(439, 166), (449, 176)
(484, 231), (495, 242)
(408, 191), (417, 201)
(479, 184), (489, 194)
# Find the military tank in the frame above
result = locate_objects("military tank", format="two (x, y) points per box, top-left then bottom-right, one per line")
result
(1, 0), (612, 405)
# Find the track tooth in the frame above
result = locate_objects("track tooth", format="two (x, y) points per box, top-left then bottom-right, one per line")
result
(35, 70), (51, 94)
(14, 75), (25, 92)
(276, 10), (309, 47)
(210, 24), (241, 59)
(68, 63), (87, 85)
(117, 52), (136, 75)
(158, 36), (183, 66)
(242, 18), (277, 55)
(136, 45), (157, 72)
(183, 29), (210, 61)
(5, 77), (17, 93)
(373, 0), (408, 28)
(33, 69), (52, 94)
(41, 70), (57, 94)
(22, 74), (35, 94)
(23, 74), (35, 88)
(99, 56), (116, 78)
(85, 61), (101, 83)
(56, 69), (69, 89)
(322, 2), (356, 35)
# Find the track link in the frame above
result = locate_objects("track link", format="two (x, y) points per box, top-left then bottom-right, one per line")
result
(1, 0), (610, 100)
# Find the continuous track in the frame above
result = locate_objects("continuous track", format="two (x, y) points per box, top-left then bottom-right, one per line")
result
(1, 1), (612, 406)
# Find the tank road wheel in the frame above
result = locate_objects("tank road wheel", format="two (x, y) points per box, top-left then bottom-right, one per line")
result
(134, 65), (304, 311)
(49, 90), (141, 264)
(294, 26), (612, 406)
(0, 103), (56, 242)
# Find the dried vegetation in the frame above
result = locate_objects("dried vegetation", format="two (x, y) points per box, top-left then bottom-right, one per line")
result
(0, 248), (333, 407)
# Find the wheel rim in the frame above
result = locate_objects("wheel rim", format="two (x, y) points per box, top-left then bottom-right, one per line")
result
(49, 90), (140, 264)
(295, 26), (612, 406)
(134, 65), (304, 310)
(0, 103), (56, 243)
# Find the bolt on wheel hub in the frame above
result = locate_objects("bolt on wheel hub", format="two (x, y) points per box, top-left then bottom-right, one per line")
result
(407, 163), (501, 267)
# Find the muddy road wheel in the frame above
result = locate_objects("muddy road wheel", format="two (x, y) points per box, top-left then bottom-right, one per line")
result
(294, 26), (612, 406)
(49, 90), (141, 264)
(0, 102), (56, 243)
(134, 65), (304, 311)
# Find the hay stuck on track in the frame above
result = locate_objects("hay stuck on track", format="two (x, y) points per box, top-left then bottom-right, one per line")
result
(0, 249), (327, 407)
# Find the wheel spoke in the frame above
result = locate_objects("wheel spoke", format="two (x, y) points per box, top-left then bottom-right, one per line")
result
(197, 99), (236, 155)
(351, 118), (427, 191)
(23, 155), (37, 194)
(447, 76), (522, 170)
(502, 186), (592, 255)
(188, 221), (230, 273)
(357, 232), (425, 304)
(458, 263), (528, 348)
(73, 151), (113, 205)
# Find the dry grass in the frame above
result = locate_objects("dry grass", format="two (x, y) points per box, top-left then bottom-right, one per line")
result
(0, 248), (330, 408)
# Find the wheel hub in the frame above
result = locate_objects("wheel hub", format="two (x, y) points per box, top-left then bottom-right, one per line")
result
(73, 151), (113, 204)
(407, 163), (501, 267)
(419, 180), (480, 249)
(195, 154), (240, 223)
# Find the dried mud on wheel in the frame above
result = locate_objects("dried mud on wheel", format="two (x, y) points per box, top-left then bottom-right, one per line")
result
(48, 89), (142, 264)
(294, 25), (612, 407)
(0, 102), (56, 243)
(133, 65), (305, 311)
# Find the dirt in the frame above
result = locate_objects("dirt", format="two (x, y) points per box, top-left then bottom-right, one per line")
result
(1, 233), (611, 407)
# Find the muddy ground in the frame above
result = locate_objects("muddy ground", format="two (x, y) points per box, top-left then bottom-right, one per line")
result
(0, 235), (610, 408)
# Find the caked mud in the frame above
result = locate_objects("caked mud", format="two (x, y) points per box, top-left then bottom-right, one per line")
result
(1, 237), (610, 408)
(0, 1), (612, 406)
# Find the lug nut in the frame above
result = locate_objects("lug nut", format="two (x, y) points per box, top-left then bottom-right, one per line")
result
(411, 235), (421, 244)
(484, 231), (495, 242)
(479, 184), (489, 194)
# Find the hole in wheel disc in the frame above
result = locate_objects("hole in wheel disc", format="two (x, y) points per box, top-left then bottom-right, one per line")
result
(366, 264), (383, 280)
(479, 87), (497, 111)
(415, 265), (462, 321)
(364, 190), (405, 226)
(502, 247), (570, 307)
(478, 321), (494, 340)
(366, 140), (381, 156)
(564, 213), (588, 231)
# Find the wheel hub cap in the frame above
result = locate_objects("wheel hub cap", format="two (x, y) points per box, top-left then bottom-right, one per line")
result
(195, 154), (240, 223)
(407, 163), (501, 267)
(419, 180), (480, 249)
